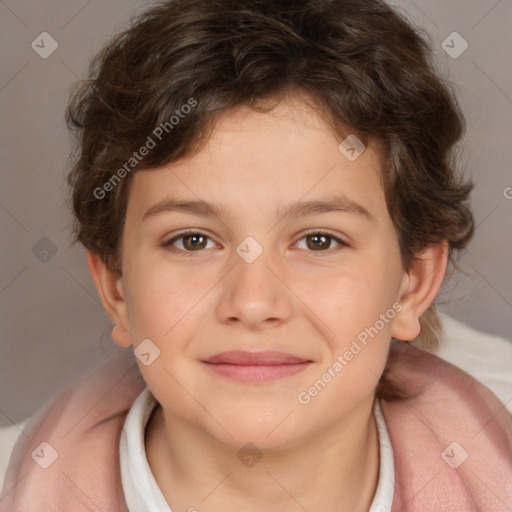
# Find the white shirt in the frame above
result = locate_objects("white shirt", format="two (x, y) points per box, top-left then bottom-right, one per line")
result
(120, 387), (395, 512)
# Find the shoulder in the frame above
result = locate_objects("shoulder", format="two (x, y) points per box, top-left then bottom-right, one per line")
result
(0, 351), (146, 512)
(381, 341), (512, 511)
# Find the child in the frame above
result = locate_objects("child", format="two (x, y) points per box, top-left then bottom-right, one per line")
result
(2, 0), (511, 510)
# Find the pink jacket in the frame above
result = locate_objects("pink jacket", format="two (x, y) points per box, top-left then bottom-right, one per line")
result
(1, 342), (512, 511)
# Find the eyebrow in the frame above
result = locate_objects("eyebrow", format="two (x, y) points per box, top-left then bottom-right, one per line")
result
(142, 195), (376, 223)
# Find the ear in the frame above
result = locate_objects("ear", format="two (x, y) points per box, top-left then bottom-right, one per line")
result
(391, 241), (448, 341)
(87, 251), (132, 348)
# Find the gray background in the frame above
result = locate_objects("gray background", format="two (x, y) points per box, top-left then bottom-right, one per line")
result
(0, 0), (511, 428)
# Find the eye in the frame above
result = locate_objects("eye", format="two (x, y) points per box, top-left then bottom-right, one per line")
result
(162, 229), (348, 256)
(162, 230), (217, 255)
(295, 231), (348, 253)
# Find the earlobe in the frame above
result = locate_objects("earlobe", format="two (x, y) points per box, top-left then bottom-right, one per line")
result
(391, 241), (448, 341)
(111, 324), (132, 348)
(87, 251), (132, 348)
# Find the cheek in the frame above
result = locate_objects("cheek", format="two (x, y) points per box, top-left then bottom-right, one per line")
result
(124, 260), (205, 342)
(123, 265), (210, 421)
(296, 270), (395, 413)
(305, 258), (400, 390)
(316, 261), (400, 341)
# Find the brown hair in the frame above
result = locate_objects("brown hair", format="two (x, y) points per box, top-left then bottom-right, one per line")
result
(65, 0), (474, 398)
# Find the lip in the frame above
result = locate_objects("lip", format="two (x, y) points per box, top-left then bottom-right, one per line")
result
(202, 350), (313, 383)
(203, 350), (310, 365)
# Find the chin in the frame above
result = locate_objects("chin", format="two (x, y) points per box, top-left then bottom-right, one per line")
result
(206, 410), (309, 453)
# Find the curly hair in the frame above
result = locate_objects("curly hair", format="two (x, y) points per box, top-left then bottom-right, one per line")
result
(65, 0), (474, 399)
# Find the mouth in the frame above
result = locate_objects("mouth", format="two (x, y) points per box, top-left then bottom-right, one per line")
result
(201, 350), (313, 383)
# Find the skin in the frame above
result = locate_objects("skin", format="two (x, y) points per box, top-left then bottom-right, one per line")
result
(89, 93), (447, 512)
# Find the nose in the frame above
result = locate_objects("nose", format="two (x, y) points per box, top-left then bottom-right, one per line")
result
(215, 247), (294, 331)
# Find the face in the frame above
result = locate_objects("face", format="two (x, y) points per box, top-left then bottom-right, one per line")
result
(116, 94), (408, 450)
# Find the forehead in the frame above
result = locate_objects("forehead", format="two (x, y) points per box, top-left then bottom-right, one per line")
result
(126, 94), (388, 225)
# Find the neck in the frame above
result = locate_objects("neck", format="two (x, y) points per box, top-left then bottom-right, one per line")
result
(146, 394), (380, 512)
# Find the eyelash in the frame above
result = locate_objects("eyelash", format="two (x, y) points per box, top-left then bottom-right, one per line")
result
(162, 229), (349, 257)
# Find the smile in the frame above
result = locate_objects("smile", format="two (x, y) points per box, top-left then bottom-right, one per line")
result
(201, 350), (313, 383)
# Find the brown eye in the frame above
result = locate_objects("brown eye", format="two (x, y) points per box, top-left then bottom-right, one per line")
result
(296, 231), (347, 253)
(163, 231), (216, 254)
(181, 233), (208, 250)
(306, 234), (331, 250)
